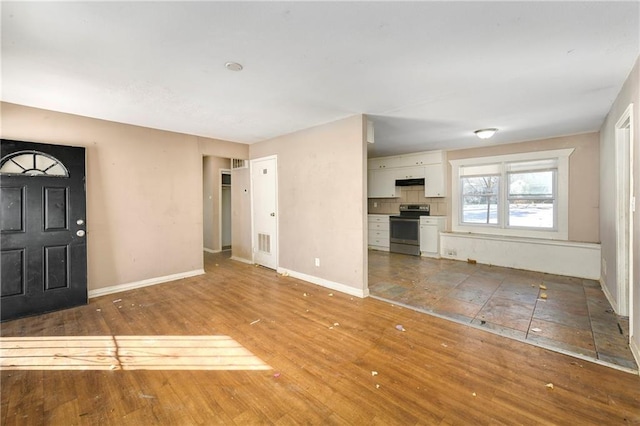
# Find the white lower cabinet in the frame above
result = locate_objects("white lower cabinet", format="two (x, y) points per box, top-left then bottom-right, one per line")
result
(420, 216), (446, 257)
(368, 214), (390, 251)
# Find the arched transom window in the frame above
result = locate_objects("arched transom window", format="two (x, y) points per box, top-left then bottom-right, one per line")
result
(0, 151), (69, 177)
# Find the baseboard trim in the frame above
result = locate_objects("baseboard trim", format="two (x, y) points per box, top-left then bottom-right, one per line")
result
(88, 269), (205, 299)
(600, 277), (619, 313)
(230, 256), (254, 265)
(277, 267), (369, 299)
(203, 247), (221, 254)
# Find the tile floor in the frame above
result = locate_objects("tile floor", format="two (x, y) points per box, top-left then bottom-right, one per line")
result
(368, 250), (638, 372)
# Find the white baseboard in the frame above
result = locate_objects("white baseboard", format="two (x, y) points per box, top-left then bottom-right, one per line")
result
(88, 269), (205, 299)
(203, 247), (221, 254)
(277, 267), (369, 298)
(600, 277), (619, 314)
(230, 256), (254, 265)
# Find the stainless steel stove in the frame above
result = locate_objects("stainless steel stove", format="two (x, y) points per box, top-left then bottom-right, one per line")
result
(389, 204), (430, 256)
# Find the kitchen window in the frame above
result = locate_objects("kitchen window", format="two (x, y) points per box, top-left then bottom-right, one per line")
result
(450, 149), (573, 240)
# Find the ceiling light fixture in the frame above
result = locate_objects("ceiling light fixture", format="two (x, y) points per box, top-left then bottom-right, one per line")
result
(474, 128), (498, 139)
(225, 62), (243, 72)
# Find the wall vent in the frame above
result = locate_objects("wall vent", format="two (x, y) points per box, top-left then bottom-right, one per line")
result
(232, 159), (248, 170)
(258, 233), (271, 254)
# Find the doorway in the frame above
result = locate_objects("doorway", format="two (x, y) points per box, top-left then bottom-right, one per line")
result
(221, 170), (232, 251)
(615, 104), (634, 322)
(0, 139), (87, 321)
(202, 156), (232, 254)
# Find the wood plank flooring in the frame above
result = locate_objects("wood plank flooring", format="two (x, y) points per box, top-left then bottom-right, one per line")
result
(2, 252), (639, 425)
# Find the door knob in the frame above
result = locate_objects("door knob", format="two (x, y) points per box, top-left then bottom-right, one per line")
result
(76, 230), (85, 237)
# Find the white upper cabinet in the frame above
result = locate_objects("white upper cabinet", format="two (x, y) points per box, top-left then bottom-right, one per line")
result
(395, 166), (425, 179)
(424, 163), (446, 197)
(367, 157), (401, 170)
(368, 168), (398, 198)
(399, 151), (443, 167)
(368, 150), (447, 198)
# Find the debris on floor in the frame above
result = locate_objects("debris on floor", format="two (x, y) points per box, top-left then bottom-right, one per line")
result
(375, 384), (380, 389)
(539, 284), (547, 290)
(328, 293), (334, 297)
(540, 293), (548, 299)
(96, 309), (101, 312)
(545, 383), (554, 390)
(472, 392), (477, 397)
(273, 372), (281, 378)
(250, 319), (261, 325)
(112, 299), (122, 303)
(531, 327), (542, 332)
(371, 371), (378, 376)
(395, 324), (406, 332)
(303, 293), (308, 297)
(441, 343), (448, 347)
(467, 258), (477, 264)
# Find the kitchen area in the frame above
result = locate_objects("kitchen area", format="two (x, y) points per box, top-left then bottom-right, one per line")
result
(366, 149), (637, 371)
(367, 149), (448, 257)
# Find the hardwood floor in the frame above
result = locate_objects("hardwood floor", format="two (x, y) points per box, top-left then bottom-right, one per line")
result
(2, 252), (639, 425)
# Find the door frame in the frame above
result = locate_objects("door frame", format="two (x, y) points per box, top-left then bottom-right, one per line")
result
(250, 155), (278, 268)
(219, 168), (231, 251)
(615, 103), (634, 325)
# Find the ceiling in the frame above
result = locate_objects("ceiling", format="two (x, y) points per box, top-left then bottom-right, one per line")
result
(2, 2), (638, 157)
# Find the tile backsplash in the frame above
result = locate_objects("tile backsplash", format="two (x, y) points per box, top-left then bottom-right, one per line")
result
(368, 186), (448, 216)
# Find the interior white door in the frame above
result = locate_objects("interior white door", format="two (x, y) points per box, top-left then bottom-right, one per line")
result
(251, 156), (278, 269)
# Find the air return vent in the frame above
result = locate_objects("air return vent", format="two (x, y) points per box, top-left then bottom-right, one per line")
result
(232, 159), (248, 170)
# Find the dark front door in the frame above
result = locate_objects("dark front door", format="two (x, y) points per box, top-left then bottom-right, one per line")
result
(1, 139), (87, 321)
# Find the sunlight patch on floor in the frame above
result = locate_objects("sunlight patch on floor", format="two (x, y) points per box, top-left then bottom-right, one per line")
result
(0, 335), (271, 371)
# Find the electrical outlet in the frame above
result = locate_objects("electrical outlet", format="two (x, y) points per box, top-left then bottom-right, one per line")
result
(373, 202), (378, 208)
(315, 258), (320, 267)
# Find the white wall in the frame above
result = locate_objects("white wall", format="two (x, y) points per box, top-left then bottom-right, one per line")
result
(440, 233), (600, 279)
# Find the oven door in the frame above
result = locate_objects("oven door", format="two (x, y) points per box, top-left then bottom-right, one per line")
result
(389, 216), (420, 245)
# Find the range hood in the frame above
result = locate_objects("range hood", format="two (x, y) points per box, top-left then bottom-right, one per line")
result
(395, 178), (425, 187)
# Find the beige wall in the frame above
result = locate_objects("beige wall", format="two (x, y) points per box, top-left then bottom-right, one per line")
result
(1, 102), (249, 291)
(599, 55), (639, 357)
(203, 156), (231, 251)
(446, 132), (600, 243)
(249, 115), (368, 293)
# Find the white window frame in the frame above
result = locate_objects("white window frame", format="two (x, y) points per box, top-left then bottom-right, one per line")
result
(450, 148), (574, 240)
